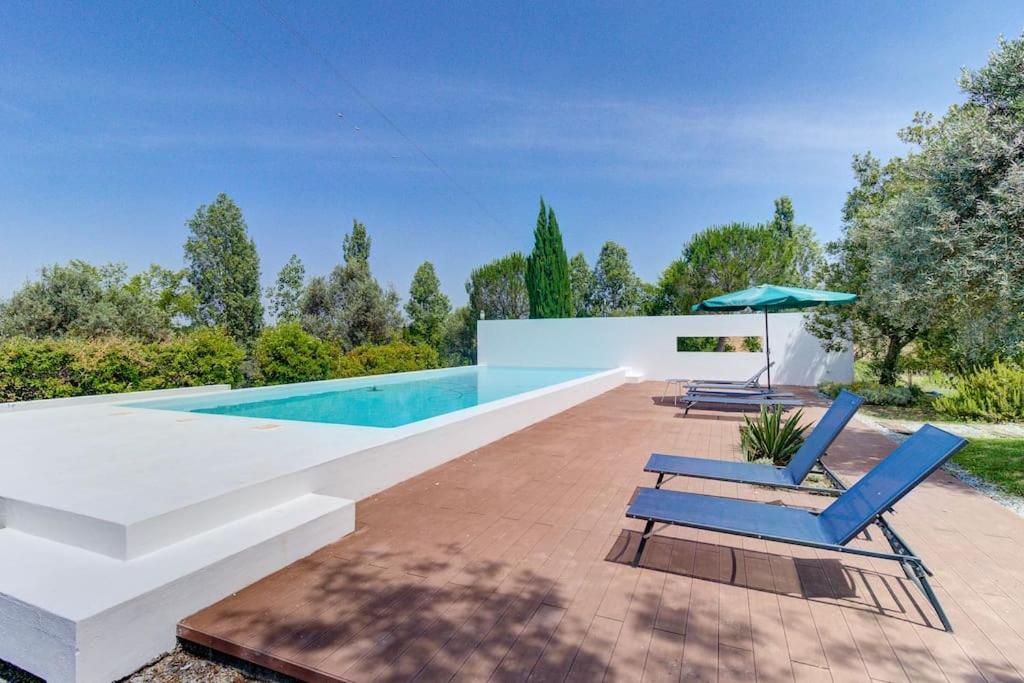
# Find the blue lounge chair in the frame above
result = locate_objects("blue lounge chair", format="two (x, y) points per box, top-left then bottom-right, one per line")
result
(686, 363), (775, 392)
(662, 364), (776, 404)
(626, 424), (967, 631)
(678, 390), (803, 416)
(648, 390), (864, 494)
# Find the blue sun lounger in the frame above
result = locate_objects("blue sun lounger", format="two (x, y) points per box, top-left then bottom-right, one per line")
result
(647, 390), (864, 494)
(677, 390), (803, 416)
(627, 424), (967, 631)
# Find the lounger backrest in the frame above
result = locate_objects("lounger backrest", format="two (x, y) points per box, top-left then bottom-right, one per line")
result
(747, 362), (774, 386)
(818, 425), (966, 545)
(784, 390), (864, 481)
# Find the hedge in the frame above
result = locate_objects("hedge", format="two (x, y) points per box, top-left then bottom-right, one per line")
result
(336, 341), (440, 378)
(0, 331), (442, 402)
(0, 329), (244, 401)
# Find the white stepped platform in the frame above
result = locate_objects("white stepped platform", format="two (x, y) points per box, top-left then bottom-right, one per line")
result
(0, 366), (627, 682)
(0, 493), (355, 683)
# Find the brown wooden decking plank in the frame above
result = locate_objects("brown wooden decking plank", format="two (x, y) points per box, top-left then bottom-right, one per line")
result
(805, 598), (871, 683)
(448, 527), (591, 681)
(678, 577), (719, 682)
(239, 563), (397, 656)
(486, 603), (566, 682)
(335, 582), (475, 681)
(563, 614), (623, 682)
(767, 550), (828, 670)
(284, 514), (528, 670)
(525, 544), (620, 682)
(408, 523), (577, 681)
(926, 584), (1023, 683)
(176, 383), (1024, 683)
(363, 521), (557, 681)
(371, 584), (493, 682)
(745, 582), (795, 683)
(792, 661), (834, 682)
(809, 548), (910, 683)
(604, 566), (667, 681)
(653, 537), (695, 636)
(719, 643), (757, 682)
(641, 627), (685, 683)
(718, 551), (753, 652)
(871, 611), (947, 683)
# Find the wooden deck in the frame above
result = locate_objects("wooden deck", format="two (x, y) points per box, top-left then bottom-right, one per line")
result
(179, 382), (1024, 682)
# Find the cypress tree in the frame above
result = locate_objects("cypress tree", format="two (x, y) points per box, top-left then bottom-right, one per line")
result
(526, 197), (573, 318)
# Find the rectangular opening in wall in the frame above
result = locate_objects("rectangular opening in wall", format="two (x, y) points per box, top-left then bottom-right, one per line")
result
(676, 336), (763, 352)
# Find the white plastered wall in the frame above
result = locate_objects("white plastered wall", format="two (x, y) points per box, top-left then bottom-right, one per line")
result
(477, 312), (853, 386)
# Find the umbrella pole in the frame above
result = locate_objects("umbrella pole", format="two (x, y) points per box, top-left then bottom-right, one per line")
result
(764, 309), (771, 389)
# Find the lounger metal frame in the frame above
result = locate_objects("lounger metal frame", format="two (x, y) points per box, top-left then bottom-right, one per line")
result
(629, 503), (952, 631)
(679, 391), (803, 416)
(661, 363), (774, 404)
(651, 389), (865, 496)
(628, 426), (966, 631)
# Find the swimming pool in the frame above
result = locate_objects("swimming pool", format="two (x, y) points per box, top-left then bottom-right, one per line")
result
(130, 366), (603, 428)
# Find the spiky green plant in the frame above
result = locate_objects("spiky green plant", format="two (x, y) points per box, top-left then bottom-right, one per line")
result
(739, 407), (810, 466)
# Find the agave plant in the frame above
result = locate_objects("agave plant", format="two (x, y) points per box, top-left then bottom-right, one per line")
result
(739, 407), (810, 466)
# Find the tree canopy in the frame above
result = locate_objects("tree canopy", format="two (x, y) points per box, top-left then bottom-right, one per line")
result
(405, 261), (451, 348)
(810, 34), (1024, 381)
(648, 197), (823, 316)
(568, 252), (597, 317)
(267, 255), (305, 323)
(183, 193), (263, 343)
(0, 261), (192, 341)
(467, 252), (529, 321)
(299, 220), (402, 350)
(591, 241), (643, 316)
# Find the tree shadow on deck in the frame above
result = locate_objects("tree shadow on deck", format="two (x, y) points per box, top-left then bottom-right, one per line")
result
(180, 542), (611, 682)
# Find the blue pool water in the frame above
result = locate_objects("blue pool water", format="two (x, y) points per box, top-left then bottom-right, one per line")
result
(130, 366), (604, 428)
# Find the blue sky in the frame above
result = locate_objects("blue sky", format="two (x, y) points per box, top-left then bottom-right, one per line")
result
(2, 1), (1021, 305)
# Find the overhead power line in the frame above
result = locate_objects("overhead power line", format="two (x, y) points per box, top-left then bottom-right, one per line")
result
(194, 0), (512, 235)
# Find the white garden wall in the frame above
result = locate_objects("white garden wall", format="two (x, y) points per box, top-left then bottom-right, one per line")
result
(478, 312), (852, 386)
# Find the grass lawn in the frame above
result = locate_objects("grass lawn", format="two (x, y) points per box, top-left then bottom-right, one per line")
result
(952, 438), (1024, 497)
(860, 402), (950, 423)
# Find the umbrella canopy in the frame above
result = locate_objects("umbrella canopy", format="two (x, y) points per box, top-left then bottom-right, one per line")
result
(690, 284), (856, 388)
(691, 284), (856, 313)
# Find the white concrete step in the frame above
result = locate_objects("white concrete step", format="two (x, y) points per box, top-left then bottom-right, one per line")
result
(0, 492), (355, 683)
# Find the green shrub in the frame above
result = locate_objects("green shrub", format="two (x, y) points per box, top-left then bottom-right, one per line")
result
(337, 341), (439, 378)
(933, 359), (1024, 422)
(742, 336), (763, 352)
(0, 337), (78, 401)
(142, 328), (245, 389)
(817, 381), (925, 407)
(254, 322), (341, 385)
(739, 407), (811, 465)
(676, 336), (717, 352)
(71, 337), (151, 395)
(0, 330), (247, 402)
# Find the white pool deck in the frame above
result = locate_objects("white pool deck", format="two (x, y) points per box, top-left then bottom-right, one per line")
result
(0, 366), (628, 683)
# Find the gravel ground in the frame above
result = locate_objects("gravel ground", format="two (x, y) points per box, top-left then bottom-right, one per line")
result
(0, 659), (43, 683)
(1, 647), (267, 683)
(119, 648), (259, 683)
(942, 461), (1024, 517)
(856, 412), (1024, 519)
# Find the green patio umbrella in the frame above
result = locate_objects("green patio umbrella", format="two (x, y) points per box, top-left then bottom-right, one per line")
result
(691, 284), (857, 389)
